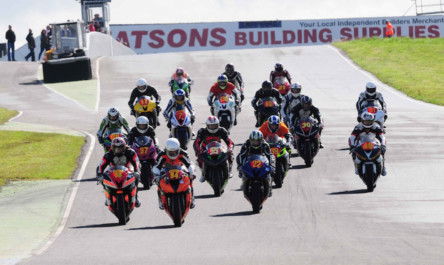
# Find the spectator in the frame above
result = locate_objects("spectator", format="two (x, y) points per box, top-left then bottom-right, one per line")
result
(60, 25), (72, 37)
(94, 21), (102, 32)
(5, 25), (16, 61)
(24, 29), (36, 62)
(88, 19), (96, 32)
(385, 20), (394, 38)
(38, 29), (50, 60)
(46, 25), (52, 48)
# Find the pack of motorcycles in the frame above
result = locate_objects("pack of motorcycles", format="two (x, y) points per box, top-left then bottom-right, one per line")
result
(99, 78), (386, 226)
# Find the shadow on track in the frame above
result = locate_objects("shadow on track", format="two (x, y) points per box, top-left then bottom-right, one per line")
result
(128, 225), (175, 230)
(71, 223), (121, 229)
(211, 211), (255, 217)
(19, 80), (40, 86)
(195, 194), (215, 199)
(290, 165), (308, 170)
(328, 189), (368, 195)
(74, 177), (97, 183)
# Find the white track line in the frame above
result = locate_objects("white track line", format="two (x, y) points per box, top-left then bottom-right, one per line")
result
(327, 45), (444, 108)
(33, 131), (96, 256)
(8, 110), (23, 122)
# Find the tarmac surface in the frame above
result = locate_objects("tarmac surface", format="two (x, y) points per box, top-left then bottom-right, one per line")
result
(0, 45), (444, 265)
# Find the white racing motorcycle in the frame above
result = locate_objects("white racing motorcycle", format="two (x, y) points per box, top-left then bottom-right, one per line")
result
(212, 93), (236, 132)
(359, 100), (387, 130)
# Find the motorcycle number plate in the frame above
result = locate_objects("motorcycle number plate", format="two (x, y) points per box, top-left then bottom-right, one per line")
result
(139, 147), (149, 155)
(168, 169), (181, 180)
(109, 133), (121, 141)
(250, 160), (264, 168)
(361, 142), (375, 151)
(209, 147), (221, 155)
(367, 107), (378, 114)
(220, 96), (229, 104)
(271, 147), (280, 156)
(264, 101), (275, 107)
(139, 98), (150, 106)
(175, 110), (186, 120)
(113, 169), (124, 178)
(278, 85), (286, 92)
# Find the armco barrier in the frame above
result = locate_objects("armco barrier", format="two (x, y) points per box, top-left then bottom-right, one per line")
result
(110, 15), (444, 54)
(43, 57), (92, 83)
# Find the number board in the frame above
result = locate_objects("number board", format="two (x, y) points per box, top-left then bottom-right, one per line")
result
(250, 160), (264, 168)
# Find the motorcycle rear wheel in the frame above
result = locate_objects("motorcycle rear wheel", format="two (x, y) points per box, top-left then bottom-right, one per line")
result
(117, 194), (127, 225)
(211, 168), (222, 197)
(274, 162), (284, 188)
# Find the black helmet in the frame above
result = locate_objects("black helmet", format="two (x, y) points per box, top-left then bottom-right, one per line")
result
(300, 95), (312, 110)
(225, 63), (234, 74)
(275, 63), (283, 73)
(262, 80), (272, 90)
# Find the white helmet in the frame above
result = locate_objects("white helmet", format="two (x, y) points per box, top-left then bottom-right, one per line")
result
(361, 112), (375, 129)
(135, 116), (149, 134)
(107, 107), (120, 125)
(137, 78), (148, 92)
(290, 83), (302, 98)
(165, 138), (180, 160)
(365, 82), (377, 98)
(206, 116), (220, 134)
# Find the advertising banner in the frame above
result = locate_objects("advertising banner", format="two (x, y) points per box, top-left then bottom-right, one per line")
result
(111, 15), (444, 53)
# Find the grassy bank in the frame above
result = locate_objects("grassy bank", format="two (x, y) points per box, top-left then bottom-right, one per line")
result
(0, 107), (18, 124)
(333, 37), (444, 106)
(0, 107), (85, 186)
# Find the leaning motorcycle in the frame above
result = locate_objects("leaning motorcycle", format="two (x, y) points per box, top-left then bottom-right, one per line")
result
(101, 166), (138, 225)
(102, 128), (127, 152)
(273, 76), (290, 96)
(132, 136), (157, 190)
(212, 93), (236, 132)
(169, 104), (193, 150)
(159, 164), (193, 227)
(133, 95), (158, 129)
(199, 141), (230, 197)
(256, 97), (280, 126)
(266, 134), (290, 188)
(241, 155), (272, 213)
(352, 135), (383, 192)
(292, 116), (320, 167)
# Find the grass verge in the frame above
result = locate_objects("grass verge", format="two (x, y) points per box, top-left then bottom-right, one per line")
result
(333, 37), (444, 106)
(0, 107), (85, 186)
(0, 107), (18, 124)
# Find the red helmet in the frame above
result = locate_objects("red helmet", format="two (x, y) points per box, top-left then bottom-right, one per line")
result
(176, 67), (184, 77)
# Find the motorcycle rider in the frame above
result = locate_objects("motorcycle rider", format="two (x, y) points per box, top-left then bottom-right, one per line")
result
(236, 130), (275, 196)
(269, 63), (292, 85)
(207, 74), (240, 125)
(169, 67), (193, 95)
(163, 89), (196, 129)
(356, 82), (387, 121)
(128, 78), (162, 126)
(96, 137), (141, 207)
(193, 116), (235, 182)
(153, 138), (197, 209)
(349, 112), (387, 176)
(259, 115), (292, 151)
(127, 116), (159, 149)
(290, 95), (324, 148)
(222, 63), (245, 102)
(251, 80), (283, 127)
(281, 83), (304, 125)
(97, 107), (130, 146)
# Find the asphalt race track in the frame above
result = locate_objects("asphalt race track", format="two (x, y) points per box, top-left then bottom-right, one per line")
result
(2, 45), (444, 265)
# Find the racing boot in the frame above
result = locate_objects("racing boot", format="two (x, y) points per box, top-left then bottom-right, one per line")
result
(199, 175), (206, 183)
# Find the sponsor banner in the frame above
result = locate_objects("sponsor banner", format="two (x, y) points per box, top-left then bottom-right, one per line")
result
(111, 15), (444, 53)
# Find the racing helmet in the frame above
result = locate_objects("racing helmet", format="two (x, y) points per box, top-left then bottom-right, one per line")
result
(217, 75), (228, 90)
(290, 83), (302, 98)
(300, 96), (312, 111)
(365, 82), (377, 99)
(111, 137), (126, 157)
(261, 80), (272, 90)
(137, 78), (148, 93)
(267, 115), (280, 133)
(176, 67), (184, 77)
(249, 130), (264, 149)
(206, 116), (220, 134)
(225, 63), (235, 75)
(135, 116), (149, 134)
(107, 107), (120, 125)
(361, 112), (375, 129)
(165, 138), (180, 160)
(174, 89), (186, 104)
(275, 63), (283, 73)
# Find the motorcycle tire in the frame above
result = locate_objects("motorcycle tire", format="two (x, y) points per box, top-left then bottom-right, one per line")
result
(304, 141), (313, 167)
(171, 195), (183, 227)
(274, 162), (284, 188)
(251, 181), (263, 214)
(117, 194), (127, 225)
(211, 168), (222, 197)
(219, 115), (231, 132)
(177, 129), (188, 150)
(141, 163), (152, 190)
(364, 164), (377, 192)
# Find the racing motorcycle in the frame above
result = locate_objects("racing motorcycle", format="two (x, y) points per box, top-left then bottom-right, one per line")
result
(132, 136), (157, 190)
(292, 116), (320, 167)
(241, 155), (272, 213)
(102, 128), (127, 152)
(169, 104), (193, 150)
(199, 141), (230, 197)
(273, 76), (290, 96)
(171, 76), (191, 96)
(159, 164), (193, 227)
(352, 135), (383, 192)
(212, 93), (236, 132)
(256, 97), (280, 127)
(101, 166), (138, 225)
(266, 134), (290, 188)
(361, 101), (387, 130)
(133, 95), (159, 129)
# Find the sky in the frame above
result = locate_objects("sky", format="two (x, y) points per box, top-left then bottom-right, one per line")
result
(0, 0), (433, 47)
